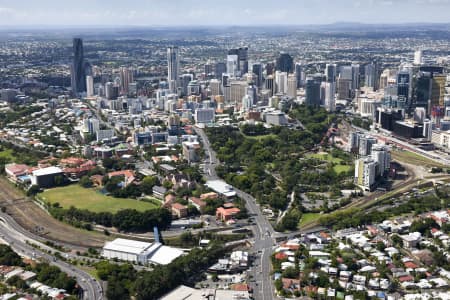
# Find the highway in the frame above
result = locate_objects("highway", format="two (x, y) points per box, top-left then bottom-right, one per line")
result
(0, 212), (103, 300)
(194, 126), (276, 300)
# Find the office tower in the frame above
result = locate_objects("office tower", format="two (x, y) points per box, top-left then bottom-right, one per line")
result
(180, 74), (194, 96)
(351, 64), (360, 90)
(105, 82), (116, 100)
(295, 63), (303, 87)
(431, 74), (446, 108)
(340, 66), (353, 80)
(397, 71), (410, 110)
(275, 71), (288, 94)
(266, 63), (275, 76)
(371, 144), (390, 176)
(215, 62), (226, 79)
(167, 46), (180, 93)
(326, 64), (337, 83)
(230, 80), (248, 106)
(86, 75), (94, 97)
(228, 47), (249, 74)
(209, 79), (221, 97)
(119, 67), (133, 95)
(337, 78), (351, 100)
(227, 54), (239, 77)
(365, 62), (379, 90)
(305, 76), (321, 107)
(265, 75), (275, 96)
(204, 60), (213, 76)
(324, 82), (336, 112)
(252, 63), (263, 87)
(355, 157), (377, 191)
(222, 74), (230, 88)
(287, 74), (297, 98)
(414, 50), (423, 65)
(71, 38), (86, 95)
(276, 53), (294, 73)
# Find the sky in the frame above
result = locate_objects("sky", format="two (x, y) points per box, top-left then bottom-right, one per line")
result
(1, 0), (450, 27)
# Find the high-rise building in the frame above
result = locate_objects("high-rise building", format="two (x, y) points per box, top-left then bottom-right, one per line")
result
(167, 47), (180, 93)
(305, 76), (321, 107)
(414, 50), (423, 65)
(71, 38), (86, 95)
(397, 71), (410, 110)
(275, 71), (288, 94)
(287, 74), (297, 98)
(265, 75), (275, 96)
(324, 82), (336, 112)
(276, 53), (294, 73)
(295, 63), (303, 87)
(359, 135), (377, 156)
(365, 62), (379, 90)
(252, 63), (263, 87)
(326, 64), (337, 83)
(119, 67), (134, 95)
(204, 60), (213, 76)
(414, 71), (432, 112)
(86, 75), (94, 97)
(423, 119), (432, 141)
(351, 64), (360, 90)
(228, 48), (249, 74)
(355, 157), (377, 191)
(337, 78), (352, 100)
(227, 54), (239, 77)
(371, 144), (390, 176)
(209, 79), (221, 97)
(215, 62), (226, 79)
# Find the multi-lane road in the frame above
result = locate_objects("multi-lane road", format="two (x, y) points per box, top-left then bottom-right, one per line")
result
(0, 212), (103, 299)
(194, 126), (277, 300)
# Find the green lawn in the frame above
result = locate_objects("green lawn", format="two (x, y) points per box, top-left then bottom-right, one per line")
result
(40, 185), (159, 213)
(298, 213), (321, 228)
(308, 153), (352, 174)
(243, 133), (278, 141)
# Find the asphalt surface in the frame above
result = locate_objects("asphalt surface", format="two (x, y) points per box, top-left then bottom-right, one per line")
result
(194, 126), (276, 300)
(0, 212), (103, 300)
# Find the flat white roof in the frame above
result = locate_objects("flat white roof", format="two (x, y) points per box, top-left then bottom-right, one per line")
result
(32, 166), (63, 177)
(205, 180), (236, 197)
(148, 245), (184, 265)
(103, 238), (152, 255)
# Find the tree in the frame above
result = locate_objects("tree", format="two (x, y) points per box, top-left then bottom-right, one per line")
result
(0, 245), (23, 266)
(79, 176), (93, 188)
(140, 176), (159, 195)
(27, 185), (40, 196)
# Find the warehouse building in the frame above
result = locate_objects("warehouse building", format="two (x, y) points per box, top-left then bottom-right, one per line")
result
(101, 238), (184, 265)
(30, 167), (64, 188)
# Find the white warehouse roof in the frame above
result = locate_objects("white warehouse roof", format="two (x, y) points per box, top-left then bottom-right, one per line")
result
(205, 180), (236, 197)
(32, 166), (63, 177)
(103, 238), (152, 255)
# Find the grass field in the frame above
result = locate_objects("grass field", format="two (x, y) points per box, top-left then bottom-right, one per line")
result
(308, 153), (353, 174)
(298, 213), (321, 228)
(40, 185), (159, 213)
(391, 149), (444, 168)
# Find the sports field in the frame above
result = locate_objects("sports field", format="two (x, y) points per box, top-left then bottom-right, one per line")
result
(308, 153), (353, 174)
(40, 185), (159, 213)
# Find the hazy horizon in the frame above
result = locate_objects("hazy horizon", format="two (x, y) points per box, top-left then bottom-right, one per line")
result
(1, 0), (450, 27)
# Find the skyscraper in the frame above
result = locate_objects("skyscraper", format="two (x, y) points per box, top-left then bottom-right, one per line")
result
(228, 48), (249, 74)
(397, 71), (410, 109)
(86, 75), (94, 97)
(414, 50), (423, 65)
(276, 53), (294, 73)
(71, 38), (86, 95)
(167, 46), (180, 93)
(305, 76), (321, 107)
(364, 62), (379, 90)
(287, 74), (297, 98)
(325, 64), (337, 83)
(227, 54), (239, 77)
(275, 71), (288, 94)
(295, 63), (303, 87)
(325, 64), (337, 111)
(252, 63), (263, 87)
(215, 62), (226, 79)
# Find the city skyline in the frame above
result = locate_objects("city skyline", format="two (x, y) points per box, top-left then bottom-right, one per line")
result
(1, 0), (450, 27)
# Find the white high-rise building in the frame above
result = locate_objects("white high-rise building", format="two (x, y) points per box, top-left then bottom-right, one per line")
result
(167, 47), (180, 93)
(414, 50), (423, 65)
(227, 55), (239, 78)
(275, 71), (288, 94)
(324, 82), (336, 112)
(86, 75), (94, 97)
(371, 144), (390, 176)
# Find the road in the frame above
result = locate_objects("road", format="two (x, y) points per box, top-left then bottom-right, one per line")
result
(194, 126), (276, 300)
(0, 212), (103, 300)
